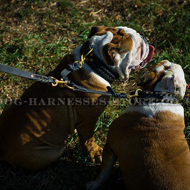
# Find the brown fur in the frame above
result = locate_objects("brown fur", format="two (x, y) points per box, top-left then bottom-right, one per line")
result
(106, 112), (190, 189)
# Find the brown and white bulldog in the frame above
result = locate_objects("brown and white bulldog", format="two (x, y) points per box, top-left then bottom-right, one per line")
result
(0, 26), (154, 170)
(87, 60), (190, 190)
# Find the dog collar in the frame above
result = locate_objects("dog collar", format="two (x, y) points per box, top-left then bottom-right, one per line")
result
(130, 90), (179, 105)
(80, 41), (119, 83)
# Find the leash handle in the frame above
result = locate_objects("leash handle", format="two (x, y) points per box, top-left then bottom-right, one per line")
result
(0, 63), (54, 83)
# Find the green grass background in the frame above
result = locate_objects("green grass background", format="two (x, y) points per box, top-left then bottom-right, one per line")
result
(0, 0), (190, 189)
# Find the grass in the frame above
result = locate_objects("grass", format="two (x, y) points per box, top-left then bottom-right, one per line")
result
(0, 0), (190, 189)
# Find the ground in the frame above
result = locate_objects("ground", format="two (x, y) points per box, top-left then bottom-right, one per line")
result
(0, 0), (190, 189)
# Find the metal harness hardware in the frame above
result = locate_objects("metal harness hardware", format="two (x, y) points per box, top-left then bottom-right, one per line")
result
(75, 48), (93, 68)
(50, 47), (93, 89)
(51, 77), (74, 89)
(127, 89), (142, 99)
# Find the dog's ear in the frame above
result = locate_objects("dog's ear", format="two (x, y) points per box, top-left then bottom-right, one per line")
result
(102, 30), (133, 66)
(138, 71), (165, 90)
(138, 71), (156, 87)
(88, 26), (118, 38)
(138, 61), (171, 89)
(142, 72), (156, 84)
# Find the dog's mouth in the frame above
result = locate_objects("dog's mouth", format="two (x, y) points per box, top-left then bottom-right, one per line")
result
(133, 45), (154, 71)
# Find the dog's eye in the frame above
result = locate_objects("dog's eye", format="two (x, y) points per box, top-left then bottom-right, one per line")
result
(164, 65), (171, 70)
(176, 87), (180, 91)
(141, 75), (145, 83)
(141, 71), (149, 81)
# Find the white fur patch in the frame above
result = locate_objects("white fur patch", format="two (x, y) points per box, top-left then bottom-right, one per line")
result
(154, 62), (187, 99)
(71, 46), (111, 87)
(124, 103), (184, 118)
(116, 26), (150, 79)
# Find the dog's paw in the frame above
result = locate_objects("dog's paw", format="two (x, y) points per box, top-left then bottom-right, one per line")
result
(86, 181), (99, 190)
(89, 144), (103, 163)
(84, 138), (103, 163)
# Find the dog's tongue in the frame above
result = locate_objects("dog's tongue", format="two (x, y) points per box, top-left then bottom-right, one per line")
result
(143, 45), (154, 64)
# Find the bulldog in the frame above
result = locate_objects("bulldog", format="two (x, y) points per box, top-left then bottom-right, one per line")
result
(87, 60), (190, 190)
(0, 26), (154, 170)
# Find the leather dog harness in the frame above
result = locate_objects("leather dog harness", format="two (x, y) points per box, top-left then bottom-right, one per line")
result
(0, 62), (180, 103)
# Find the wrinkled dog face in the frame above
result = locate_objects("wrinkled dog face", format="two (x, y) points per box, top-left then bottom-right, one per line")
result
(88, 26), (154, 80)
(140, 60), (187, 99)
(116, 27), (154, 75)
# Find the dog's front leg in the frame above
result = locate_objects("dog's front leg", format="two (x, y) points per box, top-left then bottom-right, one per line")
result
(86, 143), (117, 190)
(77, 121), (103, 163)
